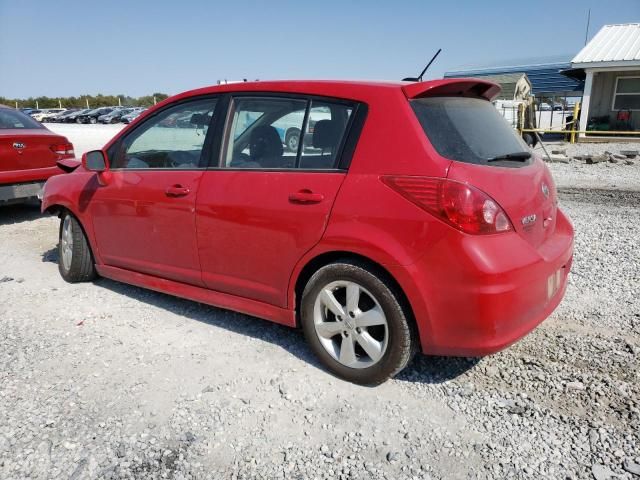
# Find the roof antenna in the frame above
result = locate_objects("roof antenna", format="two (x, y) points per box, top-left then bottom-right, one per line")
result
(403, 48), (442, 82)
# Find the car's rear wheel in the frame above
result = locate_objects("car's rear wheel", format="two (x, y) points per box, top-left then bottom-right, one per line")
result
(58, 213), (97, 283)
(89, 117), (97, 124)
(300, 260), (416, 385)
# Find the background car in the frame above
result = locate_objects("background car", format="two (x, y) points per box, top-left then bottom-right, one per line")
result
(120, 108), (146, 124)
(49, 109), (81, 123)
(62, 109), (91, 123)
(98, 107), (135, 124)
(31, 109), (66, 122)
(273, 108), (331, 152)
(42, 79), (573, 385)
(0, 106), (74, 205)
(76, 107), (115, 124)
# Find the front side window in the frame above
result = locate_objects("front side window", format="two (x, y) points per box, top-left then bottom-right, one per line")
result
(109, 97), (217, 169)
(613, 77), (640, 110)
(223, 96), (354, 170)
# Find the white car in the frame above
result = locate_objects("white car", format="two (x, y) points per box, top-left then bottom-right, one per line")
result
(31, 109), (66, 122)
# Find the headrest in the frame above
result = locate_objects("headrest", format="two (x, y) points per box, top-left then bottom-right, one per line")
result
(250, 125), (283, 160)
(312, 120), (341, 150)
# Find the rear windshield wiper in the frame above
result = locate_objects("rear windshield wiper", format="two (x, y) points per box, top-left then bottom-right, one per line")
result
(487, 151), (532, 162)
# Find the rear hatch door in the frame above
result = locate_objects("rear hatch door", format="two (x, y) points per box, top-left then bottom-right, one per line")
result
(410, 94), (557, 249)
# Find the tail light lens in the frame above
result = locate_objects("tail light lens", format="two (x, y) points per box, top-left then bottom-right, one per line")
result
(381, 176), (513, 235)
(50, 143), (75, 156)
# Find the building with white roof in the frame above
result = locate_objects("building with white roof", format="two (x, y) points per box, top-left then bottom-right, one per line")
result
(570, 23), (640, 137)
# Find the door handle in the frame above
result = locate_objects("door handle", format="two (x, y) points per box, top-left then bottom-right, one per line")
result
(165, 185), (190, 197)
(289, 189), (324, 204)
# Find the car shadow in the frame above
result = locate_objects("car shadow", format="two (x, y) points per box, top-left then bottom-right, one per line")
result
(40, 246), (480, 385)
(397, 354), (481, 384)
(0, 201), (43, 226)
(42, 246), (58, 263)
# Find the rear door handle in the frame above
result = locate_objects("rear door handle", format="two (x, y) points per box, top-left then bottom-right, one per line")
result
(289, 189), (324, 204)
(165, 185), (190, 197)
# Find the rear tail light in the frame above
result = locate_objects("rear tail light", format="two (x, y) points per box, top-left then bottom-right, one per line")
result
(50, 143), (75, 156)
(381, 176), (513, 235)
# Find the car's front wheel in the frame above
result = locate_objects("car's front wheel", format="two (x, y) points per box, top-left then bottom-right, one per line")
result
(58, 213), (97, 283)
(300, 260), (416, 385)
(89, 117), (97, 124)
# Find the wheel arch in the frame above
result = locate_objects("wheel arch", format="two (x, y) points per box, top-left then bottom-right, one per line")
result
(291, 251), (418, 343)
(44, 203), (100, 265)
(285, 126), (301, 137)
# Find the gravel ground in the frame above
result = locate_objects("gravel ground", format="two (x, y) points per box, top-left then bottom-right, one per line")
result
(1, 126), (639, 478)
(533, 141), (640, 190)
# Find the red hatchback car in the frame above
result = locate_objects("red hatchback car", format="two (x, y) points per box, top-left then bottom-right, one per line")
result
(1, 106), (74, 204)
(42, 79), (573, 384)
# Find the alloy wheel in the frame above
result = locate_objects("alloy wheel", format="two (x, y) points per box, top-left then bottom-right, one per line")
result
(313, 280), (388, 368)
(61, 216), (73, 271)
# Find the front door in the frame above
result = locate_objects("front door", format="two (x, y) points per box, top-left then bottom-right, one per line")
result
(196, 95), (356, 307)
(90, 97), (219, 286)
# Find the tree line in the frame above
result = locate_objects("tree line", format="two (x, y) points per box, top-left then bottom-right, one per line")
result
(0, 93), (170, 109)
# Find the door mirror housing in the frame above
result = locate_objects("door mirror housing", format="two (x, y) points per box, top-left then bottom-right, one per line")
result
(83, 150), (108, 172)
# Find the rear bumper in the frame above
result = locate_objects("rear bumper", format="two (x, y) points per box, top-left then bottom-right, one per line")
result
(0, 166), (63, 201)
(0, 181), (45, 202)
(390, 209), (574, 356)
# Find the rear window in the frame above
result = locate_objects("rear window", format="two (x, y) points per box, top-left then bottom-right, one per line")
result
(0, 109), (44, 129)
(411, 97), (529, 165)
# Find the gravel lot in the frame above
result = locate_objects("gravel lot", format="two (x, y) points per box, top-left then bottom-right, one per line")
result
(1, 126), (639, 479)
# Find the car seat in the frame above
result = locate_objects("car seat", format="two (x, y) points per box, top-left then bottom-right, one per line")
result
(300, 120), (341, 169)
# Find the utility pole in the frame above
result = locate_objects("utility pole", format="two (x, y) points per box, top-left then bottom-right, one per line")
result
(86, 98), (89, 109)
(153, 95), (157, 105)
(584, 9), (591, 45)
(59, 99), (62, 108)
(36, 100), (39, 109)
(118, 97), (122, 107)
(15, 101), (18, 109)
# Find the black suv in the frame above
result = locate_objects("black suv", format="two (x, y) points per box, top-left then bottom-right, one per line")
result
(76, 107), (115, 124)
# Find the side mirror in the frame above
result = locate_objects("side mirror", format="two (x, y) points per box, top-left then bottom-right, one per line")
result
(83, 150), (108, 172)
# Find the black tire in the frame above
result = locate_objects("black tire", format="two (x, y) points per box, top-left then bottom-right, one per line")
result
(89, 117), (97, 124)
(76, 118), (82, 124)
(58, 213), (97, 283)
(285, 129), (300, 152)
(300, 260), (416, 385)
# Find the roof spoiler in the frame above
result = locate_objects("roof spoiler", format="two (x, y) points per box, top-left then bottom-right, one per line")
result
(402, 78), (501, 101)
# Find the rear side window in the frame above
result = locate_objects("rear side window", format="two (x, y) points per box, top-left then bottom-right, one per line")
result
(0, 109), (44, 129)
(411, 97), (528, 165)
(223, 96), (354, 170)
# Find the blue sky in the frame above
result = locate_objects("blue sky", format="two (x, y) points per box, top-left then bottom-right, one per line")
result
(0, 0), (638, 98)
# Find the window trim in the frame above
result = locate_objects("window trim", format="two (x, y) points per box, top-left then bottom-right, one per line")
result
(611, 76), (640, 112)
(106, 95), (221, 171)
(212, 92), (364, 172)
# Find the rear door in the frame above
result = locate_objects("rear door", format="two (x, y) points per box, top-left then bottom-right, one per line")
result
(411, 96), (557, 249)
(196, 95), (358, 307)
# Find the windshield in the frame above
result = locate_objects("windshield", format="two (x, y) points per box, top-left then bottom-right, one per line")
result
(411, 97), (530, 166)
(0, 108), (45, 129)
